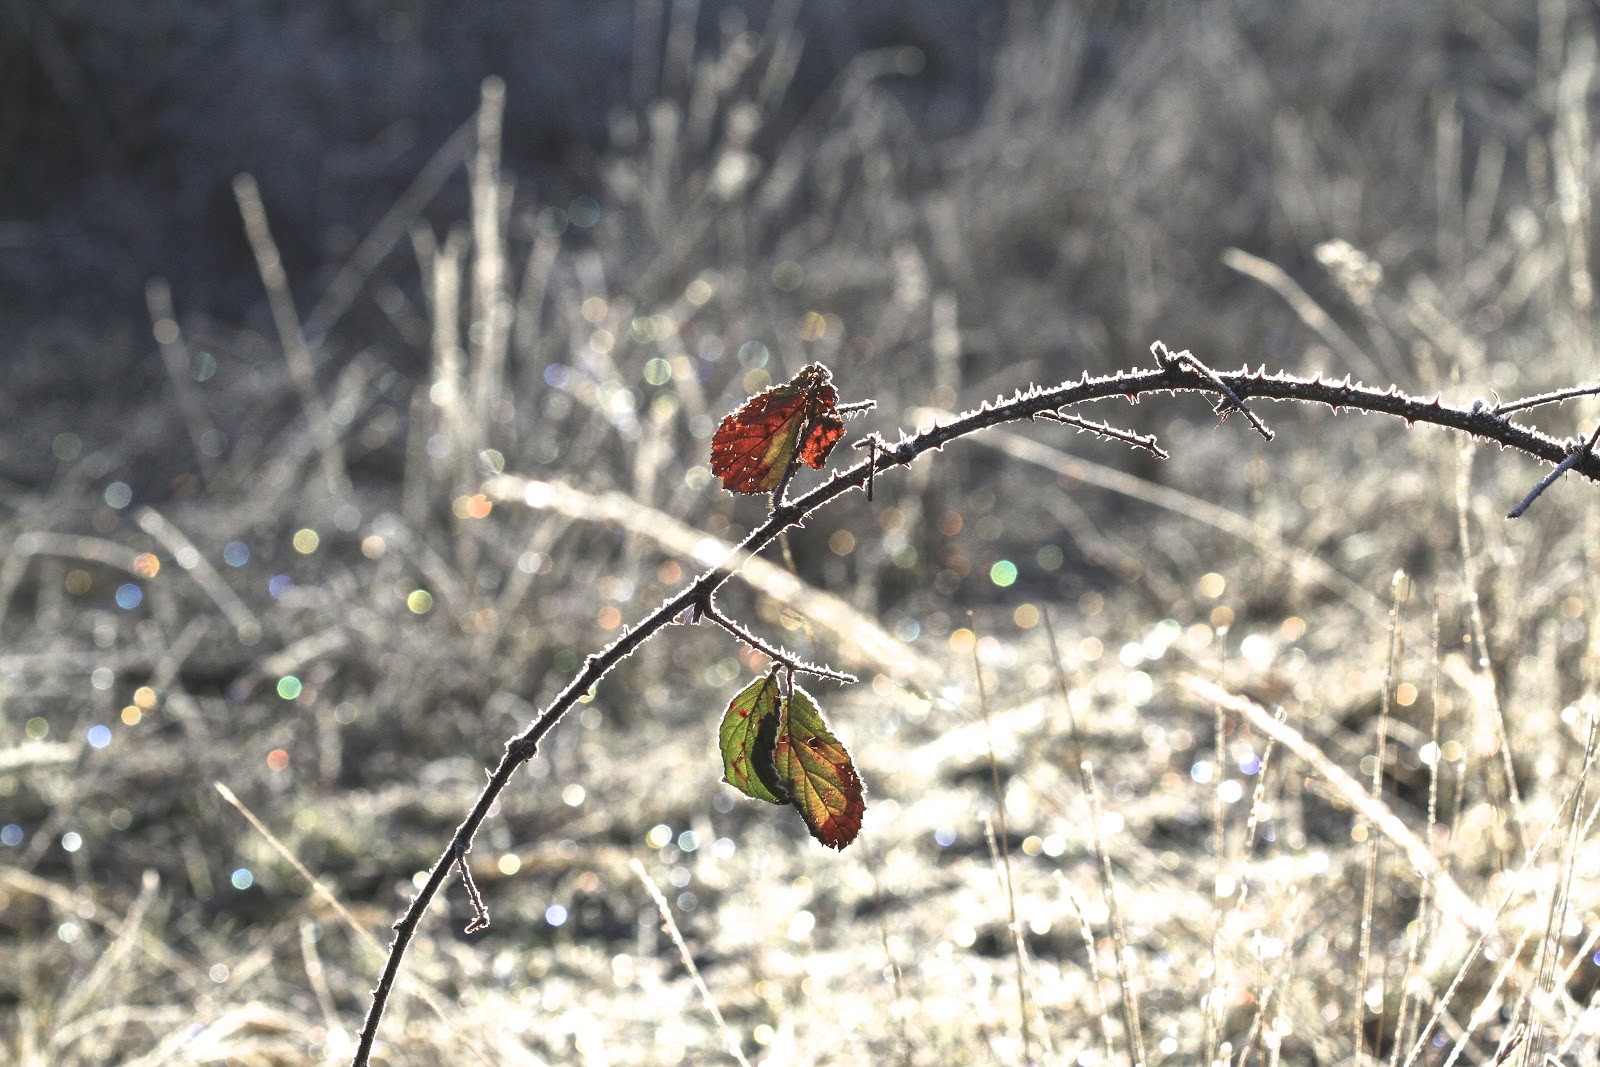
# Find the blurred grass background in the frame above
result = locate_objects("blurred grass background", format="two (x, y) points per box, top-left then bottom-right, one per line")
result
(7, 1), (1600, 1063)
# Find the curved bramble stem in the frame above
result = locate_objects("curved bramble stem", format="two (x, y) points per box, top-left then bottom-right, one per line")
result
(1492, 379), (1600, 417)
(350, 348), (1600, 1065)
(1032, 409), (1168, 458)
(696, 594), (859, 684)
(1507, 420), (1600, 519)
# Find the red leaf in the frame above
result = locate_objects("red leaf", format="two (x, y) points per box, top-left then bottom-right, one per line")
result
(772, 685), (865, 849)
(710, 363), (846, 494)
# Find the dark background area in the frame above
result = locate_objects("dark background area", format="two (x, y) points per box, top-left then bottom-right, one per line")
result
(0, 1), (998, 326)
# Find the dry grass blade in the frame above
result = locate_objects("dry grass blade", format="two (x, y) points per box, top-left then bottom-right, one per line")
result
(1354, 572), (1407, 1058)
(1454, 445), (1529, 857)
(1056, 873), (1119, 1067)
(1221, 247), (1384, 381)
(1182, 678), (1490, 936)
(1524, 707), (1600, 1061)
(0, 532), (148, 628)
(972, 426), (1388, 624)
(52, 869), (161, 1029)
(1388, 610), (1446, 1064)
(211, 783), (493, 1066)
(232, 171), (347, 494)
(1184, 680), (1586, 1066)
(144, 276), (221, 489)
(468, 76), (510, 443)
(134, 507), (260, 642)
(1205, 698), (1226, 1067)
(629, 859), (754, 1067)
(1082, 760), (1148, 1067)
(483, 474), (943, 691)
(972, 624), (1036, 1063)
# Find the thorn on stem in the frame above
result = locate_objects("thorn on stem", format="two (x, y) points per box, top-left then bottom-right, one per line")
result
(457, 848), (491, 934)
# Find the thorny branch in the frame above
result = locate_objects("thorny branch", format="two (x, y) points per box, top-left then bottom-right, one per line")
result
(351, 344), (1600, 1064)
(694, 592), (859, 684)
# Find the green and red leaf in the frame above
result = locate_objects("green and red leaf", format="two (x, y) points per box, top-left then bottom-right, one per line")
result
(772, 685), (865, 849)
(718, 675), (788, 805)
(710, 363), (847, 494)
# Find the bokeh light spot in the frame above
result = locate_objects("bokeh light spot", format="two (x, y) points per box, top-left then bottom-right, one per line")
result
(644, 357), (672, 385)
(989, 560), (1018, 587)
(568, 196), (600, 228)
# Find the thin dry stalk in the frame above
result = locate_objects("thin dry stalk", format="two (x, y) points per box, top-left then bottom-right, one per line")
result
(232, 172), (347, 494)
(972, 627), (1036, 1064)
(1184, 679), (1492, 939)
(629, 859), (753, 1067)
(134, 507), (260, 642)
(429, 225), (471, 485)
(0, 532), (149, 628)
(144, 276), (221, 488)
(1389, 610), (1446, 1064)
(1221, 247), (1383, 381)
(1206, 699), (1227, 1067)
(1354, 572), (1408, 1058)
(1397, 783), (1581, 1065)
(1056, 873), (1118, 1067)
(1454, 445), (1529, 857)
(1188, 673), (1594, 1062)
(1524, 707), (1600, 1061)
(1440, 923), (1538, 1067)
(468, 76), (511, 443)
(483, 474), (943, 690)
(306, 114), (476, 333)
(211, 783), (489, 1065)
(1082, 761), (1147, 1066)
(975, 428), (1386, 624)
(1550, 787), (1600, 1055)
(300, 918), (342, 1040)
(858, 835), (915, 1067)
(52, 869), (160, 1032)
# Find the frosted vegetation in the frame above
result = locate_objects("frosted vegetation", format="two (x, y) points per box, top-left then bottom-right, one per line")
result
(7, 3), (1600, 1064)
